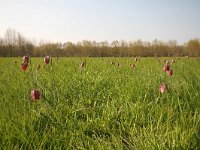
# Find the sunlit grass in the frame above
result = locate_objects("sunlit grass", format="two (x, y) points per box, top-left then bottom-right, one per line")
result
(0, 57), (199, 149)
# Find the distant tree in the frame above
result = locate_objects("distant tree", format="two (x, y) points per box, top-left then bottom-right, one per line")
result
(4, 28), (17, 56)
(100, 41), (109, 57)
(186, 39), (200, 56)
(167, 40), (177, 56)
(111, 40), (120, 56)
(119, 40), (128, 56)
(133, 39), (144, 56)
(63, 41), (76, 56)
(0, 36), (5, 56)
(152, 39), (170, 56)
(0, 36), (3, 45)
(25, 42), (34, 55)
(4, 28), (17, 46)
(1, 28), (200, 57)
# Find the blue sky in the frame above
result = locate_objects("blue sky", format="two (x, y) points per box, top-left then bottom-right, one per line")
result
(0, 0), (199, 44)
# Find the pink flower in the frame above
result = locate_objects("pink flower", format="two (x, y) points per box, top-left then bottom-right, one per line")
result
(166, 69), (173, 77)
(163, 64), (170, 71)
(31, 90), (40, 101)
(21, 63), (28, 71)
(23, 55), (29, 63)
(160, 83), (167, 94)
(44, 56), (50, 64)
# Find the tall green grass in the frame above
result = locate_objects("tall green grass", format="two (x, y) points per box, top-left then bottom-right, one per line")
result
(0, 57), (199, 149)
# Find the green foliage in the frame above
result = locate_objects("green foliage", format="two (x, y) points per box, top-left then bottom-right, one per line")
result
(186, 39), (200, 56)
(0, 57), (200, 149)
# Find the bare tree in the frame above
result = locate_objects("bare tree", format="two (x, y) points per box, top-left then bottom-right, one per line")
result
(0, 28), (200, 57)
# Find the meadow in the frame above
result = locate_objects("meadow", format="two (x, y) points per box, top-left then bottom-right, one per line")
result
(0, 57), (199, 149)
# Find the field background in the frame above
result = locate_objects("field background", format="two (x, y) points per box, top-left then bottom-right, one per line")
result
(0, 57), (200, 149)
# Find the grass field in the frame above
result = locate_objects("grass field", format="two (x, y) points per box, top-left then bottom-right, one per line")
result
(0, 57), (200, 149)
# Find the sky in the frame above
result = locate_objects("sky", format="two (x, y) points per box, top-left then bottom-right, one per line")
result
(0, 0), (200, 44)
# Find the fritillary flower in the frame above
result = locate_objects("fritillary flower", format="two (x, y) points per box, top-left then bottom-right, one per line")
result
(166, 69), (173, 77)
(163, 64), (170, 71)
(23, 55), (29, 63)
(31, 90), (40, 101)
(21, 63), (28, 71)
(44, 56), (50, 64)
(160, 83), (167, 94)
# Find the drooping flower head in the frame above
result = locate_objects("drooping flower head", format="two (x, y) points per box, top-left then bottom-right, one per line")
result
(166, 69), (173, 77)
(23, 55), (29, 63)
(44, 56), (50, 64)
(159, 83), (167, 94)
(21, 63), (28, 71)
(163, 64), (170, 72)
(31, 89), (40, 101)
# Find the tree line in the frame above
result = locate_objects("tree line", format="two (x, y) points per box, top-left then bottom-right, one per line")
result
(0, 28), (200, 57)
